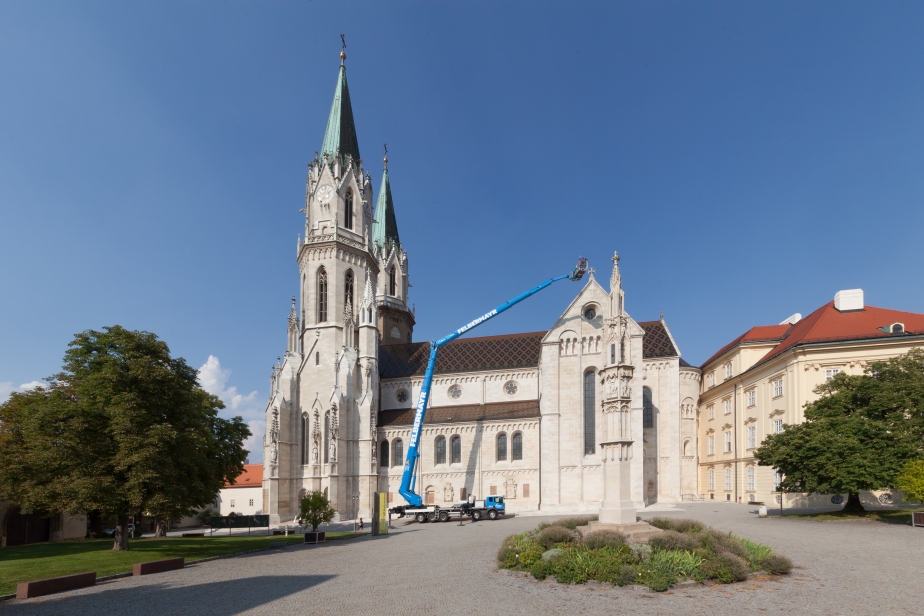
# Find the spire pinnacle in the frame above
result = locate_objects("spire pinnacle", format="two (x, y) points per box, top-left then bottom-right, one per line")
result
(320, 44), (360, 172)
(372, 163), (400, 254)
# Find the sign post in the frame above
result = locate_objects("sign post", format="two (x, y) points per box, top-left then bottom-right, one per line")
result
(372, 492), (388, 536)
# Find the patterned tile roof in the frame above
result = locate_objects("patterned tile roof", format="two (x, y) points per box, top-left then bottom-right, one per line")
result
(638, 321), (679, 358)
(379, 401), (540, 427)
(379, 332), (544, 379)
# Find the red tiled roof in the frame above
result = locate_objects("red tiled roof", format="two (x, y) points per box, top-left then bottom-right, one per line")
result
(223, 464), (263, 489)
(753, 302), (924, 368)
(702, 324), (791, 368)
(379, 332), (544, 379)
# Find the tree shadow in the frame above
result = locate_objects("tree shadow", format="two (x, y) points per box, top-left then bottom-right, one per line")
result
(13, 575), (336, 615)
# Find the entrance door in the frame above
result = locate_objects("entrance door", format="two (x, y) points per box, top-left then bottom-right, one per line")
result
(425, 488), (435, 505)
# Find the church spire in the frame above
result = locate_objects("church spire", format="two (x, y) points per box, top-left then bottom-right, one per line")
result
(320, 49), (361, 172)
(372, 157), (401, 254)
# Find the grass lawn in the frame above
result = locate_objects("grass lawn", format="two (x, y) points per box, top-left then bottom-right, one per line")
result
(785, 509), (914, 524)
(0, 531), (364, 595)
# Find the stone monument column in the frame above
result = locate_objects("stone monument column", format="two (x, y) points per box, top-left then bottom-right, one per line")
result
(599, 376), (636, 525)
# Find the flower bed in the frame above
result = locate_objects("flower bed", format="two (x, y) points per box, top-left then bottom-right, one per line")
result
(497, 516), (792, 592)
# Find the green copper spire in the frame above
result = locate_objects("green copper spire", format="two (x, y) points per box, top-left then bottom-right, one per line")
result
(320, 51), (360, 170)
(372, 161), (400, 254)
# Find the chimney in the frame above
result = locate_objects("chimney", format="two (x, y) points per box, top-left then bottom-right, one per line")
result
(834, 289), (864, 312)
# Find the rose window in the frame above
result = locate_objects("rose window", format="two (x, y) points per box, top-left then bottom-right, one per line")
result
(449, 385), (462, 399)
(504, 381), (518, 396)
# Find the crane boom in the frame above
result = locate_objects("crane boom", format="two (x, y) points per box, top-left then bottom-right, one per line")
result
(397, 258), (588, 507)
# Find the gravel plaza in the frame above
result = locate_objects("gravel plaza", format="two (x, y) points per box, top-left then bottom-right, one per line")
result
(5, 503), (920, 615)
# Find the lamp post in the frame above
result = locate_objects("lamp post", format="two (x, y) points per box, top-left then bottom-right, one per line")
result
(352, 495), (359, 532)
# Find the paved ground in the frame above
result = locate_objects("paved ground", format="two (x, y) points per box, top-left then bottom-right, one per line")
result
(5, 503), (920, 615)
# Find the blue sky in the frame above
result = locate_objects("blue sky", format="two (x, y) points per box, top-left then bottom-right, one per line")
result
(2, 2), (923, 461)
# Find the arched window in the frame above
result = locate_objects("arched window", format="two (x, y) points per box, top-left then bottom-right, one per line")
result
(435, 436), (446, 465)
(389, 266), (396, 296)
(379, 440), (389, 467)
(323, 412), (330, 463)
(583, 370), (596, 455)
(450, 435), (461, 464)
(344, 189), (353, 230)
(301, 415), (309, 465)
(496, 433), (507, 461)
(643, 387), (653, 429)
(682, 438), (690, 456)
(317, 267), (328, 323)
(345, 270), (354, 312)
(512, 432), (523, 461)
(893, 323), (904, 333)
(393, 439), (403, 467)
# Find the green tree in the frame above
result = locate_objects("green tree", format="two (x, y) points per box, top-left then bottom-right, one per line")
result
(299, 491), (336, 532)
(895, 459), (924, 505)
(755, 349), (924, 513)
(0, 326), (250, 550)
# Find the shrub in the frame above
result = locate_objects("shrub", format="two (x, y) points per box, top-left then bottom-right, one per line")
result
(697, 529), (749, 561)
(629, 543), (651, 560)
(649, 530), (699, 552)
(648, 549), (704, 579)
(672, 518), (706, 534)
(739, 538), (772, 570)
(541, 548), (564, 562)
(529, 558), (551, 580)
(536, 525), (574, 549)
(582, 529), (627, 549)
(643, 569), (677, 592)
(762, 553), (793, 575)
(696, 559), (735, 584)
(647, 517), (704, 534)
(497, 533), (543, 569)
(714, 552), (749, 582)
(545, 515), (598, 530)
(616, 565), (640, 587)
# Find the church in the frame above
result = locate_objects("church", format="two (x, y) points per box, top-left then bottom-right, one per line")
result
(262, 51), (700, 523)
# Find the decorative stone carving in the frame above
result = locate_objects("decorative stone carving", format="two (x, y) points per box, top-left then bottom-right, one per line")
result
(504, 476), (517, 499)
(329, 404), (339, 463)
(312, 409), (320, 464)
(443, 482), (454, 502)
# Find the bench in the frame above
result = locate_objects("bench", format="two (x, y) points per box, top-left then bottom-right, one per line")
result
(16, 572), (96, 599)
(181, 532), (205, 537)
(133, 558), (185, 576)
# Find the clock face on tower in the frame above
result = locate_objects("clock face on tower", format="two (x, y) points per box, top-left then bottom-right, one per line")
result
(317, 185), (333, 204)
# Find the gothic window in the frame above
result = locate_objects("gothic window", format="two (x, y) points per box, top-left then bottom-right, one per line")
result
(610, 344), (616, 365)
(393, 439), (403, 467)
(512, 432), (523, 461)
(643, 387), (653, 429)
(345, 270), (354, 311)
(496, 433), (507, 461)
(317, 267), (328, 323)
(380, 440), (389, 467)
(389, 266), (396, 296)
(435, 436), (446, 465)
(323, 413), (330, 463)
(344, 189), (354, 230)
(301, 415), (309, 465)
(450, 435), (461, 464)
(620, 340), (625, 363)
(315, 352), (319, 366)
(583, 370), (596, 455)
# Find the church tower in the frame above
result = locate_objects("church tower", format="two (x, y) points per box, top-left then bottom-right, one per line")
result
(264, 48), (405, 523)
(373, 158), (414, 345)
